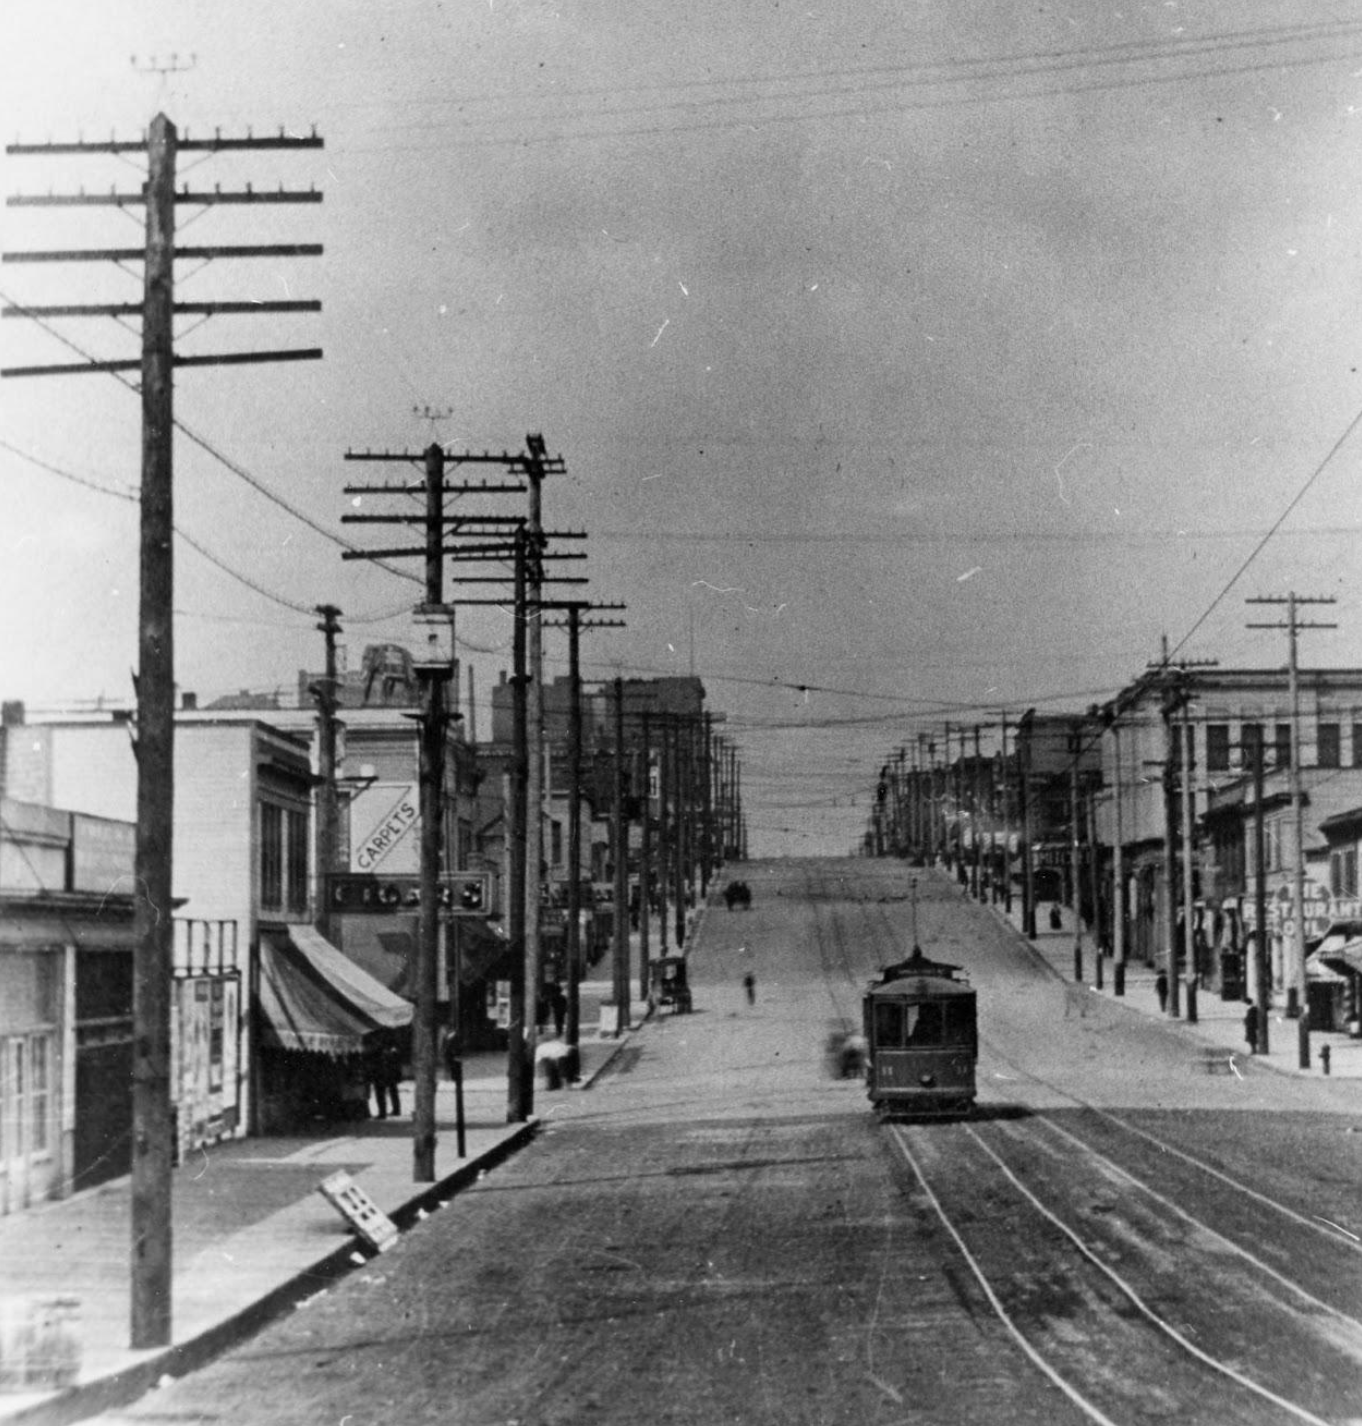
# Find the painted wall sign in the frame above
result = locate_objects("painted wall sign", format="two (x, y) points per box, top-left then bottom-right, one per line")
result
(351, 785), (418, 874)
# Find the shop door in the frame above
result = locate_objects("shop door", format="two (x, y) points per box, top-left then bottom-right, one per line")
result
(0, 1034), (59, 1214)
(2, 1037), (31, 1214)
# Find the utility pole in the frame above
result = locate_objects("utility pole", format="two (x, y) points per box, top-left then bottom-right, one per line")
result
(1251, 729), (1270, 1054)
(1161, 684), (1183, 1019)
(414, 444), (448, 1181)
(5, 113), (322, 1351)
(311, 605), (343, 944)
(1111, 717), (1126, 996)
(1019, 717), (1037, 939)
(1071, 761), (1085, 982)
(539, 602), (625, 1052)
(510, 531), (530, 1111)
(1149, 649), (1217, 1020)
(1248, 592), (1337, 1069)
(999, 714), (1012, 913)
(1181, 697), (1198, 1024)
(612, 678), (630, 1030)
(675, 717), (689, 947)
(523, 436), (549, 1099)
(641, 711), (653, 999)
(971, 725), (984, 900)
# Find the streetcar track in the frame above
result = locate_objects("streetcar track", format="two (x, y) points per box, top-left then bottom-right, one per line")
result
(978, 1031), (1362, 1258)
(1030, 1112), (1362, 1332)
(889, 1122), (1338, 1426)
(886, 1124), (1122, 1426)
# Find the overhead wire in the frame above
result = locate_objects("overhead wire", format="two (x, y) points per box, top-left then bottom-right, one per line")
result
(343, 22), (1362, 153)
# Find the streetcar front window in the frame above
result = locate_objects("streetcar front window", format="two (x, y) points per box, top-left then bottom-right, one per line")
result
(874, 1002), (903, 1047)
(904, 1002), (944, 1045)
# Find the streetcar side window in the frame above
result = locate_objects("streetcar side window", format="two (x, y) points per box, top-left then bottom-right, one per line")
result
(874, 1002), (904, 1047)
(904, 1002), (944, 1046)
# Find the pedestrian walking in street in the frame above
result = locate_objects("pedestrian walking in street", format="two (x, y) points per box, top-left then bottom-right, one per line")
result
(743, 971), (756, 1006)
(1155, 969), (1169, 1014)
(1244, 1001), (1259, 1054)
(1049, 903), (1062, 931)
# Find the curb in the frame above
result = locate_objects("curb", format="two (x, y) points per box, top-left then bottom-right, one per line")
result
(981, 898), (1312, 1081)
(1, 1120), (541, 1426)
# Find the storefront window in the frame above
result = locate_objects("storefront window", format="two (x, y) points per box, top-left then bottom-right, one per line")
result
(30, 1037), (49, 1155)
(286, 808), (309, 913)
(261, 803), (284, 910)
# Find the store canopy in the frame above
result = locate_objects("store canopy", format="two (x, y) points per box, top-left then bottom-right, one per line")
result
(258, 925), (412, 1057)
(332, 921), (414, 998)
(1316, 937), (1362, 979)
(453, 919), (517, 985)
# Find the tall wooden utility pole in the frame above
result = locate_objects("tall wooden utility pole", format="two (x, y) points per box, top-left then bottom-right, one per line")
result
(413, 445), (450, 1180)
(523, 436), (548, 1089)
(1251, 730), (1270, 1054)
(612, 678), (631, 1028)
(1071, 761), (1085, 982)
(509, 531), (531, 1112)
(1248, 592), (1337, 1069)
(674, 717), (688, 947)
(641, 711), (654, 996)
(975, 730), (986, 895)
(1180, 697), (1198, 1024)
(537, 603), (625, 1051)
(1111, 717), (1126, 995)
(311, 605), (343, 944)
(5, 112), (322, 1350)
(658, 721), (672, 953)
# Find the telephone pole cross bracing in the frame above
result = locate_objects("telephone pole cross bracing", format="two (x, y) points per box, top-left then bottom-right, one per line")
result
(1248, 593), (1338, 1069)
(4, 113), (323, 1351)
(342, 439), (575, 1130)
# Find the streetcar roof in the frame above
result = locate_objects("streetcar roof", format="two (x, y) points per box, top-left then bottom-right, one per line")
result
(868, 975), (975, 1001)
(875, 946), (965, 983)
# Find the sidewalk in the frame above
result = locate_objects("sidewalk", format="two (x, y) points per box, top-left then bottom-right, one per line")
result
(976, 880), (1362, 1080)
(0, 991), (649, 1426)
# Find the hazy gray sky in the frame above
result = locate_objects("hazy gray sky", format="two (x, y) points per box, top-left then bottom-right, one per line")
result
(4, 2), (1362, 854)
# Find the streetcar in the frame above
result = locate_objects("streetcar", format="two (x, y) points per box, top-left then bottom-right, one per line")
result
(863, 946), (976, 1118)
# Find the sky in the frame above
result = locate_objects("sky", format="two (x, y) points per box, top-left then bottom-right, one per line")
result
(4, 1), (1362, 856)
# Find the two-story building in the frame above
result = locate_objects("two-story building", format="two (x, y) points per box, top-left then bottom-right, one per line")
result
(3, 702), (411, 1136)
(1097, 665), (1362, 1004)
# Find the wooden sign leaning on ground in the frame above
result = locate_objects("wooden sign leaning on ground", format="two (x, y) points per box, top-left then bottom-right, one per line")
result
(318, 1170), (398, 1253)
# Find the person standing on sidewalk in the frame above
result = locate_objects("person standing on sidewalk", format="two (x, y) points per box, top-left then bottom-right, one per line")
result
(1244, 1001), (1259, 1055)
(1155, 970), (1169, 1013)
(367, 1031), (403, 1119)
(743, 971), (756, 1006)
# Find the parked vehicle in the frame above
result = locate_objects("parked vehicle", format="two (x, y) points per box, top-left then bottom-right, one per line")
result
(649, 956), (693, 1014)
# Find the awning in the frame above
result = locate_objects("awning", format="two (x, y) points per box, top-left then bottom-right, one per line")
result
(1316, 937), (1362, 979)
(258, 925), (412, 1057)
(332, 921), (414, 998)
(452, 919), (517, 985)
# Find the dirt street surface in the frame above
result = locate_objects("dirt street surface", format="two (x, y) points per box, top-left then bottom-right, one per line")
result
(91, 861), (1362, 1425)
